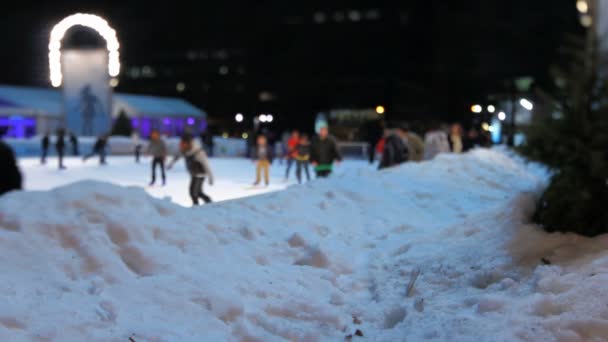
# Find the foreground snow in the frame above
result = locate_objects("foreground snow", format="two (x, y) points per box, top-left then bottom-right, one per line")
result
(2, 149), (608, 341)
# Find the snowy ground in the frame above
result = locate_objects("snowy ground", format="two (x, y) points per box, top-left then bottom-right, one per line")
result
(17, 156), (373, 206)
(2, 149), (608, 341)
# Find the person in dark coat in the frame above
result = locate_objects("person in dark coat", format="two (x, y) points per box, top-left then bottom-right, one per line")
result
(41, 133), (50, 164)
(168, 134), (214, 205)
(146, 130), (168, 186)
(310, 125), (342, 178)
(56, 128), (67, 169)
(83, 134), (108, 165)
(0, 140), (22, 196)
(378, 124), (409, 170)
(252, 134), (273, 186)
(295, 134), (311, 184)
(69, 132), (79, 156)
(364, 119), (384, 164)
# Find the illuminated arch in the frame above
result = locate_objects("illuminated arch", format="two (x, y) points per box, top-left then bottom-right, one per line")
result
(49, 13), (120, 87)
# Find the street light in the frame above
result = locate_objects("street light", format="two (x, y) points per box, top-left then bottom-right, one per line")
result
(577, 0), (589, 13)
(519, 98), (534, 111)
(487, 105), (496, 113)
(376, 105), (385, 114)
(235, 113), (244, 122)
(498, 111), (506, 121)
(267, 114), (274, 123)
(471, 104), (483, 113)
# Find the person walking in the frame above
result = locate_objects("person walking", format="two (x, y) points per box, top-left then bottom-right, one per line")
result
(41, 133), (50, 164)
(284, 130), (299, 181)
(423, 122), (450, 160)
(147, 130), (167, 186)
(310, 125), (342, 178)
(252, 134), (273, 186)
(56, 128), (66, 169)
(378, 124), (409, 170)
(83, 134), (108, 165)
(168, 134), (214, 205)
(295, 134), (311, 184)
(0, 139), (22, 196)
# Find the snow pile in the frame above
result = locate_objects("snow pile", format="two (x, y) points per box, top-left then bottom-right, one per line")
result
(1, 149), (607, 341)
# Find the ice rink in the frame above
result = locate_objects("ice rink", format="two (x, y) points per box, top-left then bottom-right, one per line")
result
(18, 155), (373, 206)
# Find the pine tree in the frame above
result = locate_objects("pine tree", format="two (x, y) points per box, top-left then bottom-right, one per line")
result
(111, 110), (132, 137)
(520, 33), (608, 236)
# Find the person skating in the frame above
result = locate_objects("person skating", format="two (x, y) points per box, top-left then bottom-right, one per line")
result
(295, 134), (311, 184)
(401, 123), (425, 162)
(167, 134), (214, 206)
(423, 122), (450, 160)
(147, 130), (167, 186)
(448, 123), (464, 153)
(0, 139), (22, 196)
(83, 134), (108, 165)
(69, 132), (79, 156)
(41, 133), (50, 164)
(310, 125), (342, 178)
(252, 134), (273, 186)
(56, 128), (67, 169)
(284, 130), (299, 181)
(132, 131), (142, 163)
(378, 124), (409, 170)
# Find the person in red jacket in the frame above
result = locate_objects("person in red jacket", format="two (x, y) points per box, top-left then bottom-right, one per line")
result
(284, 130), (299, 181)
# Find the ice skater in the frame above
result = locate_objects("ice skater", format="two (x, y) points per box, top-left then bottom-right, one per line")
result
(295, 133), (311, 184)
(284, 130), (299, 181)
(252, 134), (273, 186)
(69, 132), (79, 156)
(41, 133), (50, 164)
(167, 134), (214, 206)
(132, 131), (142, 163)
(146, 130), (167, 186)
(310, 125), (342, 178)
(55, 128), (66, 170)
(83, 134), (108, 165)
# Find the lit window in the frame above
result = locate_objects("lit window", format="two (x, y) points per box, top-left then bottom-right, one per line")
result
(313, 11), (326, 23)
(333, 11), (346, 22)
(348, 10), (361, 22)
(365, 9), (381, 20)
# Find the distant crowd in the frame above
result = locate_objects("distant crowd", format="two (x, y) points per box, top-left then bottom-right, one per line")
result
(0, 121), (490, 205)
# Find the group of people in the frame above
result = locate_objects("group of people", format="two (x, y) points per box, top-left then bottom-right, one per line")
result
(251, 124), (342, 186)
(40, 130), (109, 169)
(375, 122), (492, 170)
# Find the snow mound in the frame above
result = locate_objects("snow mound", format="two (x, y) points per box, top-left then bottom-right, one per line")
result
(1, 149), (606, 341)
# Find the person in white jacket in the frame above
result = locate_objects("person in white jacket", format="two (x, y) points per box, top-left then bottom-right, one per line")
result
(167, 134), (214, 205)
(423, 123), (451, 160)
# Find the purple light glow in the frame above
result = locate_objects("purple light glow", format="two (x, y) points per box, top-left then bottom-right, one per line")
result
(187, 118), (195, 125)
(163, 118), (171, 125)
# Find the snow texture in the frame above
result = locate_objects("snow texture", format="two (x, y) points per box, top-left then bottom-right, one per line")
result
(2, 148), (608, 341)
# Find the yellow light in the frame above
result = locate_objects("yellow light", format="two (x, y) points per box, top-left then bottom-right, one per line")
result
(481, 122), (490, 131)
(577, 0), (589, 13)
(471, 104), (483, 113)
(222, 133), (229, 138)
(376, 105), (385, 114)
(49, 13), (120, 87)
(242, 133), (249, 139)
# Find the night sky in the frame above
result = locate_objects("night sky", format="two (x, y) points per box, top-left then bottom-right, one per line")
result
(1, 1), (581, 131)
